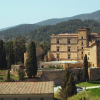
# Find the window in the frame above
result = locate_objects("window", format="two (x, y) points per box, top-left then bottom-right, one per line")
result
(14, 98), (18, 100)
(27, 98), (31, 100)
(68, 54), (70, 59)
(82, 47), (83, 49)
(68, 47), (70, 52)
(57, 54), (59, 58)
(88, 57), (89, 60)
(81, 41), (83, 45)
(68, 39), (70, 44)
(57, 47), (59, 51)
(40, 98), (44, 100)
(82, 56), (83, 59)
(57, 39), (59, 44)
(81, 36), (83, 39)
(82, 52), (83, 54)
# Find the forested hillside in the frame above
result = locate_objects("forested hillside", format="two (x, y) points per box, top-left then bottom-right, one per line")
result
(0, 24), (41, 41)
(24, 19), (100, 42)
(35, 10), (100, 25)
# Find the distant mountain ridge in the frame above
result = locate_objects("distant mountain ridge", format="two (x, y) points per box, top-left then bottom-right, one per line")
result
(35, 10), (100, 25)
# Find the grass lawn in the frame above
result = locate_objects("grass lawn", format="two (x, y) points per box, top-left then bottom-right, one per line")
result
(76, 80), (100, 87)
(54, 88), (100, 100)
(0, 74), (28, 81)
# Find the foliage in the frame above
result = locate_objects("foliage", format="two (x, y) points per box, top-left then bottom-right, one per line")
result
(77, 70), (81, 81)
(63, 74), (77, 100)
(7, 70), (10, 81)
(83, 54), (88, 81)
(0, 40), (7, 69)
(4, 41), (13, 56)
(61, 68), (71, 91)
(0, 24), (41, 42)
(26, 41), (37, 78)
(26, 59), (33, 78)
(55, 88), (100, 100)
(24, 19), (100, 42)
(17, 68), (25, 80)
(61, 68), (77, 100)
(13, 36), (26, 64)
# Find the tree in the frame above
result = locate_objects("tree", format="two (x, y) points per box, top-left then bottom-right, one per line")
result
(26, 41), (37, 78)
(63, 74), (77, 100)
(2, 46), (7, 69)
(7, 70), (10, 81)
(83, 54), (88, 81)
(0, 40), (3, 69)
(26, 59), (33, 78)
(61, 68), (71, 91)
(7, 46), (12, 69)
(18, 68), (25, 80)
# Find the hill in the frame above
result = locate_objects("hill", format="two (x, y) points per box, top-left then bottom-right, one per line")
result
(35, 10), (100, 25)
(0, 24), (41, 41)
(23, 19), (100, 42)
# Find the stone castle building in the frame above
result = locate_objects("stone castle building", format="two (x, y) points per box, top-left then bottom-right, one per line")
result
(48, 28), (100, 68)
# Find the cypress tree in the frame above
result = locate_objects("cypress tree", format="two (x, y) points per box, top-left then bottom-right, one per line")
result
(0, 40), (3, 70)
(7, 46), (12, 69)
(2, 46), (7, 69)
(83, 54), (88, 81)
(7, 70), (10, 81)
(26, 59), (33, 78)
(61, 68), (71, 91)
(63, 74), (77, 100)
(26, 41), (37, 78)
(11, 45), (15, 64)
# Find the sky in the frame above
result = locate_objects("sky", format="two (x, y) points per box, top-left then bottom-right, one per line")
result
(0, 0), (100, 29)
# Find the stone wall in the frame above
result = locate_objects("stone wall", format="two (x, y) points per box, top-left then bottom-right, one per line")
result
(11, 67), (100, 85)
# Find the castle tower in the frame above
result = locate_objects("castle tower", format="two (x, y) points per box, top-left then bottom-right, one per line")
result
(78, 28), (90, 60)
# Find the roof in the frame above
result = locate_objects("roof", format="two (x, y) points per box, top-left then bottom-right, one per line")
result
(0, 81), (54, 94)
(90, 33), (98, 36)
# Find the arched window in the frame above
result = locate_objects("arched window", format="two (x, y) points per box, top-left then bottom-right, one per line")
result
(82, 47), (83, 49)
(27, 98), (31, 100)
(40, 98), (44, 100)
(14, 98), (18, 100)
(82, 52), (83, 54)
(68, 54), (70, 59)
(68, 47), (70, 52)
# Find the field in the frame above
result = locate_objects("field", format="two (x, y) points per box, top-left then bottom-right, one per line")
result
(54, 88), (100, 100)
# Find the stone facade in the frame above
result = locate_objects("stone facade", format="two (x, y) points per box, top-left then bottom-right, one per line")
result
(49, 28), (100, 68)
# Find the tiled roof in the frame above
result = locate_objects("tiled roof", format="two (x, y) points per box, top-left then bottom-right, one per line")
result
(90, 33), (98, 36)
(0, 81), (54, 94)
(54, 33), (78, 35)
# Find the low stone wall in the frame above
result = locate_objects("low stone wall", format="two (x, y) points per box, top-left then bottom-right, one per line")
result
(10, 67), (100, 85)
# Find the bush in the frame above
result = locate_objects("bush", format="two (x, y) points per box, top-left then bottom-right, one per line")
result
(56, 66), (60, 69)
(0, 77), (3, 80)
(18, 68), (25, 80)
(47, 65), (55, 69)
(5, 78), (15, 82)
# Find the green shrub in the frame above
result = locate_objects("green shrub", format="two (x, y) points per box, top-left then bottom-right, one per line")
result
(0, 77), (3, 80)
(56, 66), (60, 69)
(18, 68), (25, 80)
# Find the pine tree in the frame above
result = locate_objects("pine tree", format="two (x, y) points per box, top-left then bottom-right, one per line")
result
(26, 41), (37, 78)
(83, 54), (88, 81)
(63, 74), (77, 100)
